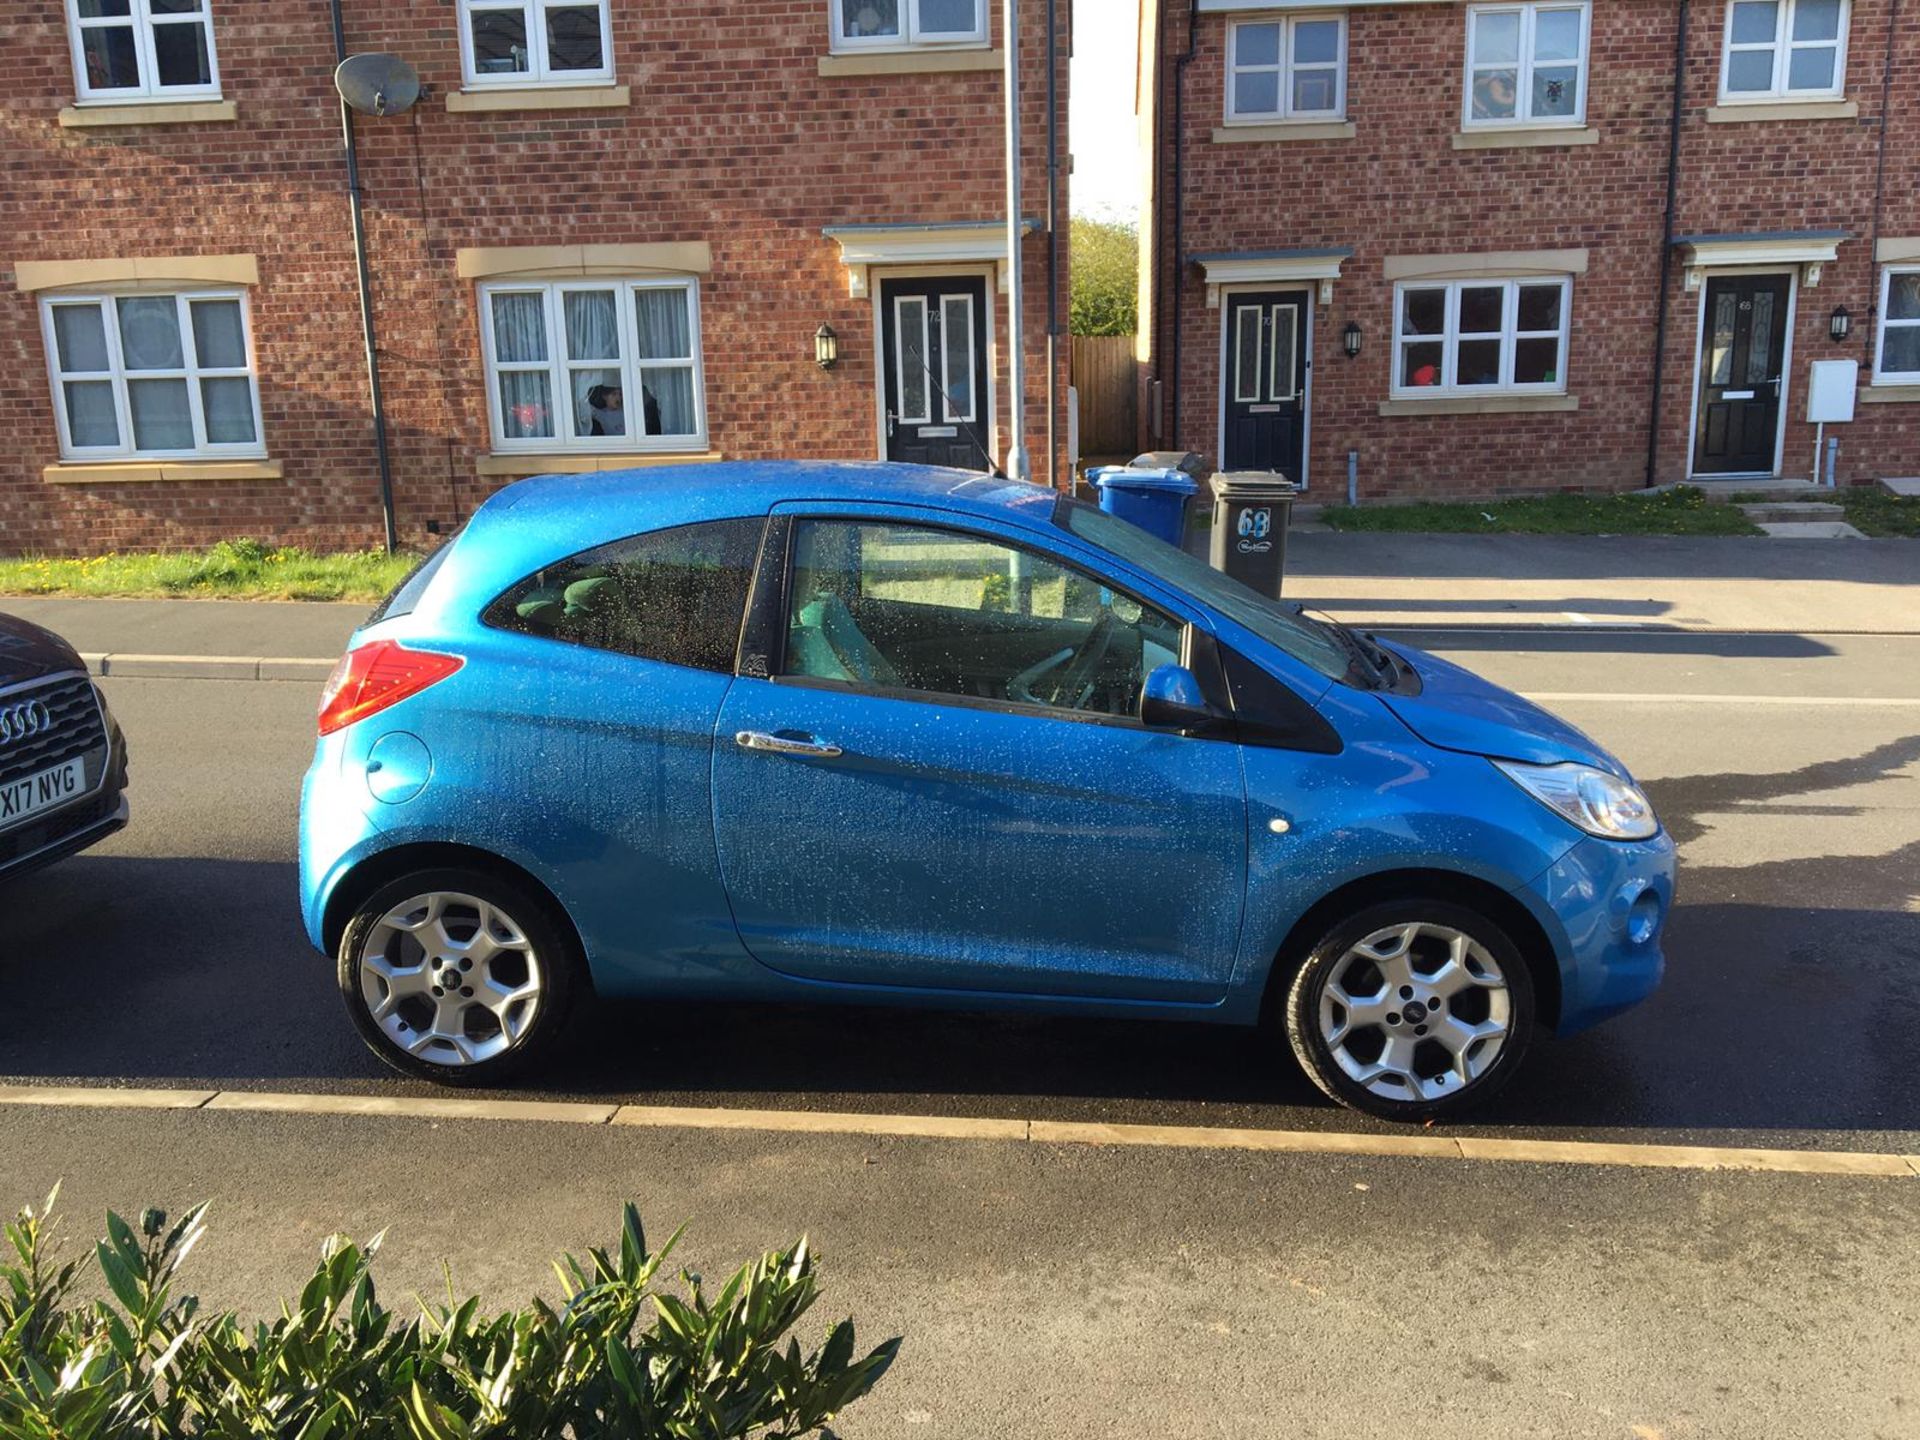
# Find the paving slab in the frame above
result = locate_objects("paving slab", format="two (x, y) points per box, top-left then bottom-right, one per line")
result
(1756, 521), (1867, 539)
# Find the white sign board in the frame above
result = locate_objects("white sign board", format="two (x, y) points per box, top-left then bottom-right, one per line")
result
(1806, 359), (1859, 423)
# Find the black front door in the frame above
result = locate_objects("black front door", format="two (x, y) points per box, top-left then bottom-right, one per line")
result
(880, 276), (992, 471)
(1694, 274), (1791, 476)
(1222, 290), (1308, 480)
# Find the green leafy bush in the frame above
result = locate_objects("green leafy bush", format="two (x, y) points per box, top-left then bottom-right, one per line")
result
(0, 1188), (897, 1440)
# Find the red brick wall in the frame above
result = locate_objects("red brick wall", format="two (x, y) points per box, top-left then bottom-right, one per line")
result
(1144, 0), (1920, 501)
(1, 0), (1070, 556)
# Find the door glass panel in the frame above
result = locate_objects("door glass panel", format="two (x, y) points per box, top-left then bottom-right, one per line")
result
(1747, 292), (1776, 384)
(63, 382), (120, 448)
(895, 297), (930, 424)
(1709, 292), (1737, 385)
(52, 305), (111, 373)
(783, 521), (1183, 720)
(1234, 306), (1262, 403)
(940, 295), (975, 421)
(117, 298), (183, 370)
(1268, 306), (1297, 401)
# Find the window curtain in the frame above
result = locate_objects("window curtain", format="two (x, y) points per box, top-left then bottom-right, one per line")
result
(565, 290), (621, 437)
(635, 289), (696, 436)
(492, 293), (552, 438)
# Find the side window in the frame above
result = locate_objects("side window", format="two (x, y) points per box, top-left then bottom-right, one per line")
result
(781, 520), (1184, 721)
(484, 517), (762, 672)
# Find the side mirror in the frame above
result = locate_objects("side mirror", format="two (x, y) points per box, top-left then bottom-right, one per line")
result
(1139, 664), (1228, 735)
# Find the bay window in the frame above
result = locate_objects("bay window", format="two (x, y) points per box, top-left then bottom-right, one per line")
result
(65, 0), (219, 103)
(832, 0), (987, 51)
(458, 0), (613, 87)
(1464, 2), (1590, 127)
(479, 279), (706, 452)
(40, 291), (262, 459)
(1720, 0), (1848, 100)
(1227, 15), (1346, 123)
(1393, 278), (1572, 397)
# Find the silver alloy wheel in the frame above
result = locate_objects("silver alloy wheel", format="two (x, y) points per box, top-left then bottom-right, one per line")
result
(1316, 921), (1512, 1103)
(357, 891), (544, 1067)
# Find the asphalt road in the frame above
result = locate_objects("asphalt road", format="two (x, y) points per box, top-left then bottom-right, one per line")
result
(2, 631), (1917, 1436)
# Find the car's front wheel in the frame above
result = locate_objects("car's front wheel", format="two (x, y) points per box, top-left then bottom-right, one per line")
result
(1282, 899), (1535, 1121)
(337, 868), (579, 1084)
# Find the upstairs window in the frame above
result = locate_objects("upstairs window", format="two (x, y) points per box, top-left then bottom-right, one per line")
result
(65, 0), (220, 103)
(1464, 2), (1590, 127)
(1393, 278), (1572, 397)
(458, 0), (613, 87)
(40, 291), (263, 459)
(1226, 15), (1346, 123)
(1720, 0), (1848, 99)
(1875, 268), (1920, 383)
(479, 279), (706, 452)
(832, 0), (987, 51)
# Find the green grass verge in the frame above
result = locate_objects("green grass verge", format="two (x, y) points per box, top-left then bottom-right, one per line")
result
(1837, 487), (1920, 538)
(1319, 485), (1762, 536)
(0, 538), (420, 602)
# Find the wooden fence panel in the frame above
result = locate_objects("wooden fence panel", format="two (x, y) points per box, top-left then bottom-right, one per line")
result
(1071, 334), (1138, 458)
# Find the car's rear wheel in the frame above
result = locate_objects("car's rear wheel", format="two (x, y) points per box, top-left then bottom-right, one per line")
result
(337, 868), (579, 1085)
(1282, 899), (1535, 1121)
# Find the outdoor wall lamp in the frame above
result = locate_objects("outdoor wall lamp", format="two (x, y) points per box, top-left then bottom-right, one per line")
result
(1829, 306), (1852, 343)
(814, 323), (839, 370)
(1343, 321), (1362, 359)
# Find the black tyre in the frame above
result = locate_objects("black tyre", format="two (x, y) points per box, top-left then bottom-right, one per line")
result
(337, 867), (581, 1085)
(1282, 898), (1535, 1121)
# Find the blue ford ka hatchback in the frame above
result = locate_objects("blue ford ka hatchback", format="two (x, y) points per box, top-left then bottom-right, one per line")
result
(300, 461), (1674, 1120)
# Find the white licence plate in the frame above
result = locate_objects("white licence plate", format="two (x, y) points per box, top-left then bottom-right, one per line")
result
(0, 757), (87, 830)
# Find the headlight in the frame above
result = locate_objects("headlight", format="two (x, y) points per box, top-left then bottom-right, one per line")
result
(1495, 760), (1659, 841)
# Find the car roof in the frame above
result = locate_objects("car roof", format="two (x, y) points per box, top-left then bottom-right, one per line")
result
(471, 460), (1058, 557)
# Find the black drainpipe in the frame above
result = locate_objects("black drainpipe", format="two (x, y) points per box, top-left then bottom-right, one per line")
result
(1045, 0), (1060, 489)
(330, 0), (399, 554)
(1863, 0), (1899, 370)
(1644, 0), (1688, 491)
(1168, 0), (1199, 447)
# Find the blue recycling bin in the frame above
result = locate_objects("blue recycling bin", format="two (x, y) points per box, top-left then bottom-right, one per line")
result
(1089, 466), (1198, 547)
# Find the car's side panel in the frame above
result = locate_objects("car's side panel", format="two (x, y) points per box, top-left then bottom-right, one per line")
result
(303, 625), (756, 990)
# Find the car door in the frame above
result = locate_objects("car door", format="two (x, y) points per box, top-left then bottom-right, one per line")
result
(710, 506), (1249, 1003)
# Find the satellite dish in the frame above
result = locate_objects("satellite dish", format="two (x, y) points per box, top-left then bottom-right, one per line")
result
(335, 53), (421, 117)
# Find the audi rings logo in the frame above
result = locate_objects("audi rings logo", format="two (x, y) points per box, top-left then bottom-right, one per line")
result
(0, 699), (53, 748)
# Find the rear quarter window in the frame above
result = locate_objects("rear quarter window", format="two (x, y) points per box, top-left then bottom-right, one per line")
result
(366, 537), (456, 627)
(482, 517), (764, 673)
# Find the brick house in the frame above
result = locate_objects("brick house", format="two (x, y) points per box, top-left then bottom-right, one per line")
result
(1135, 0), (1920, 501)
(2, 0), (1070, 555)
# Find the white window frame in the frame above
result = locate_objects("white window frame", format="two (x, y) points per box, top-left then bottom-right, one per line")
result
(64, 0), (221, 104)
(1718, 0), (1849, 102)
(1462, 1), (1591, 129)
(1225, 14), (1347, 124)
(1874, 265), (1920, 384)
(39, 289), (265, 461)
(1391, 277), (1573, 399)
(456, 0), (615, 88)
(830, 0), (989, 53)
(477, 277), (707, 454)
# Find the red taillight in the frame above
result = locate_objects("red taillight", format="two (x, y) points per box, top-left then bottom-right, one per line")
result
(317, 640), (463, 737)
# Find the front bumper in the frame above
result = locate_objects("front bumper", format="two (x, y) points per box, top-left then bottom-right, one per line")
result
(1526, 829), (1677, 1034)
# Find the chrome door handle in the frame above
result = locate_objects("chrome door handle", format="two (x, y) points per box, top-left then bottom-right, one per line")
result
(735, 730), (843, 758)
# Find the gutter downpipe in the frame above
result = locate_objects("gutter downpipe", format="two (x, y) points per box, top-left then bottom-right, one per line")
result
(1045, 0), (1060, 490)
(1169, 0), (1198, 447)
(1644, 0), (1688, 491)
(329, 0), (399, 554)
(1863, 0), (1899, 371)
(1003, 0), (1031, 483)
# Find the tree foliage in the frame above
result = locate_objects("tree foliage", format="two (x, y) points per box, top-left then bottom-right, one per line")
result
(1070, 217), (1139, 337)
